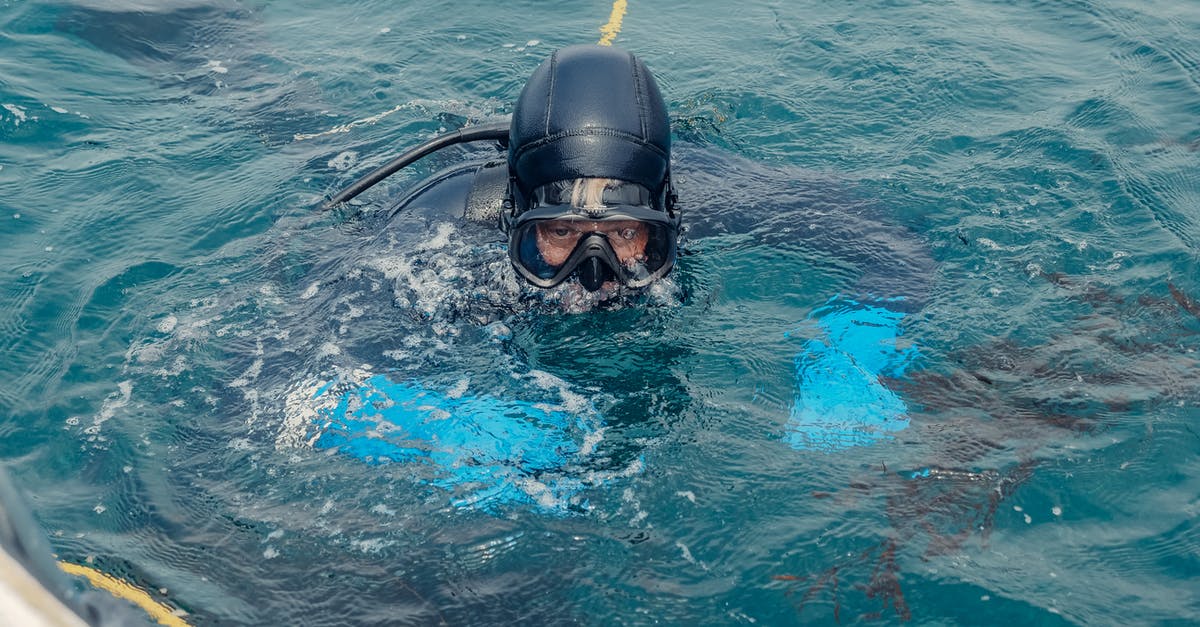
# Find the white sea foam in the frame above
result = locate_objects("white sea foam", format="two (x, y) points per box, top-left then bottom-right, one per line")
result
(87, 381), (132, 435)
(153, 355), (188, 378)
(3, 104), (27, 125)
(231, 357), (263, 387)
(525, 369), (594, 416)
(676, 541), (697, 564)
(350, 538), (394, 554)
(577, 426), (606, 456)
(227, 438), (254, 451)
(156, 315), (178, 333)
(622, 486), (648, 527)
(362, 224), (507, 320)
(369, 504), (396, 516)
(277, 377), (341, 450)
(327, 151), (358, 171)
(446, 377), (470, 399)
(416, 222), (456, 251)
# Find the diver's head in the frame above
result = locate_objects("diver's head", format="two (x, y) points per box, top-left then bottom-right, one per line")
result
(502, 45), (679, 293)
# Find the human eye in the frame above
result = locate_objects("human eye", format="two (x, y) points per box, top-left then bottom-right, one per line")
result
(541, 221), (580, 239)
(618, 228), (638, 241)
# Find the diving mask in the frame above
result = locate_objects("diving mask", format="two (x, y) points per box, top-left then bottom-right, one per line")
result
(506, 181), (679, 291)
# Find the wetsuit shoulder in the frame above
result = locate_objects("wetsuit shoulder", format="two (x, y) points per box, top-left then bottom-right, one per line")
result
(464, 160), (508, 225)
(386, 160), (507, 226)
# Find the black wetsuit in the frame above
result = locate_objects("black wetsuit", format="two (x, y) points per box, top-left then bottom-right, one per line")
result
(385, 144), (934, 309)
(304, 136), (936, 508)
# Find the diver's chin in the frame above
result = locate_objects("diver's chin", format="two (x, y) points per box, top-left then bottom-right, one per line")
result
(552, 279), (630, 313)
(588, 279), (629, 302)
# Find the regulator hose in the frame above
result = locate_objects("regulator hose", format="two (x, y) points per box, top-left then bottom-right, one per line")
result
(321, 121), (510, 209)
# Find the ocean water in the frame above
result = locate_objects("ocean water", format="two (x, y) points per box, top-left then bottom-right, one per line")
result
(2, 0), (1199, 625)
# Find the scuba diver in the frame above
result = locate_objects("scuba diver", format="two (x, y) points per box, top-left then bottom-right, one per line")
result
(326, 43), (679, 305)
(304, 44), (925, 511)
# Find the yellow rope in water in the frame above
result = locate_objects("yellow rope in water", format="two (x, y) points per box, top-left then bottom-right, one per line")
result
(57, 562), (191, 627)
(597, 0), (628, 45)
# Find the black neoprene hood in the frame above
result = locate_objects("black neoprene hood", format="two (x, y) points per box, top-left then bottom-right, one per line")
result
(508, 45), (672, 209)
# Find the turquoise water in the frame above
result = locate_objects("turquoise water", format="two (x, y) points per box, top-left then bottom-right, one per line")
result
(3, 0), (1200, 624)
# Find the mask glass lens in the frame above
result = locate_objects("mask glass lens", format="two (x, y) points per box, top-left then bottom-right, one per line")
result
(509, 178), (677, 289)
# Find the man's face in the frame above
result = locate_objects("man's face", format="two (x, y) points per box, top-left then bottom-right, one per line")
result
(534, 219), (650, 267)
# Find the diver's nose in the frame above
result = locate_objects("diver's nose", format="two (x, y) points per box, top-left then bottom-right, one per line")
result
(577, 257), (609, 292)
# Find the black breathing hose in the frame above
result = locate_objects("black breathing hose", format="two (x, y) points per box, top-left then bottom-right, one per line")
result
(321, 121), (510, 210)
